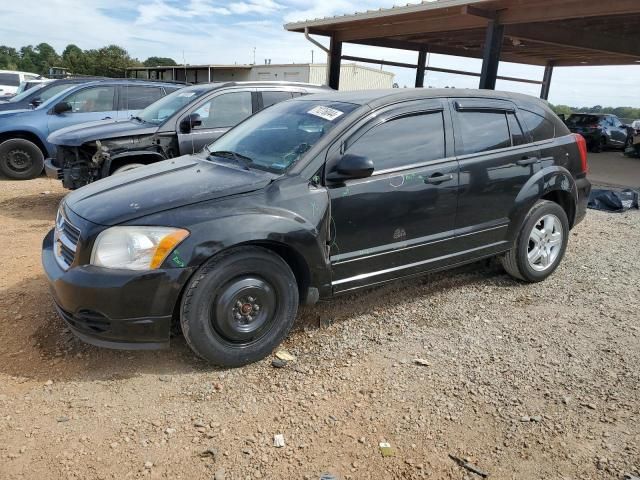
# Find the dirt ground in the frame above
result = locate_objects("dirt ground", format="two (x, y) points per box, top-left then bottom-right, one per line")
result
(0, 177), (639, 480)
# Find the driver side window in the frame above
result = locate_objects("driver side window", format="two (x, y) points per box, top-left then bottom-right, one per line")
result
(64, 87), (116, 113)
(345, 112), (446, 171)
(193, 91), (253, 129)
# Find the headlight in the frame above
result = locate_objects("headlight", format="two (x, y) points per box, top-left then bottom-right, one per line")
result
(90, 227), (189, 270)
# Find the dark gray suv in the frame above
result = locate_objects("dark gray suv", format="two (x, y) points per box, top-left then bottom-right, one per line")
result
(46, 82), (329, 189)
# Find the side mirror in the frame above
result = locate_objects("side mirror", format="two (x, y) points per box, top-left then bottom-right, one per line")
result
(327, 153), (374, 181)
(31, 97), (43, 108)
(180, 113), (202, 134)
(53, 101), (72, 115)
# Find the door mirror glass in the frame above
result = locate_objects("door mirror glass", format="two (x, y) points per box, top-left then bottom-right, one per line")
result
(180, 113), (202, 133)
(329, 153), (374, 181)
(53, 101), (72, 115)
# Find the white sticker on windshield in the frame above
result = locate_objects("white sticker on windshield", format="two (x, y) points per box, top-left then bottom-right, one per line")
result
(307, 105), (344, 121)
(178, 92), (196, 97)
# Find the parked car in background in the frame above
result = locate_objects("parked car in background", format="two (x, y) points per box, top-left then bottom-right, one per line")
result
(631, 119), (640, 136)
(42, 89), (590, 366)
(0, 77), (109, 110)
(46, 81), (329, 189)
(565, 113), (633, 152)
(0, 80), (183, 180)
(0, 70), (43, 99)
(15, 78), (50, 95)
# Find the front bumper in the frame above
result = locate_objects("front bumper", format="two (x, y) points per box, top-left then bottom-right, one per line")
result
(44, 158), (62, 179)
(574, 176), (591, 227)
(42, 229), (194, 350)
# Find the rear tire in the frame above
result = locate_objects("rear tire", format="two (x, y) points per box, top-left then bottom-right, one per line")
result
(0, 138), (44, 180)
(501, 200), (569, 283)
(592, 136), (606, 153)
(180, 246), (299, 367)
(112, 163), (145, 175)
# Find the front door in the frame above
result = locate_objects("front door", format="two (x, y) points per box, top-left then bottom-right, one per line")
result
(177, 90), (255, 154)
(327, 100), (459, 292)
(47, 85), (117, 134)
(450, 98), (541, 251)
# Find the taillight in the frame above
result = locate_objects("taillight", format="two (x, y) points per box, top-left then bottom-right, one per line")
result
(572, 133), (588, 174)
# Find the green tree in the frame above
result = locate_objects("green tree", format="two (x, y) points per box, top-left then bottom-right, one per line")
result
(143, 56), (177, 67)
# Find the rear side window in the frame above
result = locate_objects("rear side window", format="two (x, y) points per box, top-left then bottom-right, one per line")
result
(119, 86), (164, 110)
(261, 91), (293, 109)
(346, 112), (445, 171)
(0, 73), (20, 86)
(520, 110), (555, 142)
(456, 111), (511, 155)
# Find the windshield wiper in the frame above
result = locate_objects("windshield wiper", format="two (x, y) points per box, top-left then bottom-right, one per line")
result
(208, 150), (253, 170)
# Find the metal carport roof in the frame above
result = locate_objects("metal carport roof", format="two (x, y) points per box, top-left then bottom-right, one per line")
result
(285, 0), (640, 96)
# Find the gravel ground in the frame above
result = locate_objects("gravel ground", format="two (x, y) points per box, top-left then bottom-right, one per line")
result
(0, 177), (638, 480)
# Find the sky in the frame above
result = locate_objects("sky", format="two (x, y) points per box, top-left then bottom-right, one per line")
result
(2, 0), (640, 108)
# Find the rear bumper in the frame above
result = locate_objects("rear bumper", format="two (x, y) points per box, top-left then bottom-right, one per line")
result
(44, 158), (62, 179)
(42, 229), (194, 350)
(574, 176), (591, 227)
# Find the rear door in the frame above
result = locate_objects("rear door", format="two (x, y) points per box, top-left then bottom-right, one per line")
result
(117, 85), (165, 119)
(450, 98), (541, 251)
(328, 99), (459, 292)
(176, 89), (255, 154)
(47, 85), (117, 134)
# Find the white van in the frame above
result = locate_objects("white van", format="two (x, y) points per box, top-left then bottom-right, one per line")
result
(0, 70), (43, 98)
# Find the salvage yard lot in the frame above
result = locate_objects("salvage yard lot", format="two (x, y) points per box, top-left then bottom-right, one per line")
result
(0, 177), (639, 479)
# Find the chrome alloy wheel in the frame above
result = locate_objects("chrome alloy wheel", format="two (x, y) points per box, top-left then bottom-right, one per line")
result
(527, 214), (563, 272)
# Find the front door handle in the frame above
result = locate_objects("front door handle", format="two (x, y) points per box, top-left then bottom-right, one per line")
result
(424, 173), (454, 184)
(516, 157), (540, 166)
(102, 116), (112, 120)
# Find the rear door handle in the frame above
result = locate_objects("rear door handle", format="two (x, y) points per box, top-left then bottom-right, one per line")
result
(424, 173), (454, 184)
(102, 116), (112, 120)
(516, 157), (540, 166)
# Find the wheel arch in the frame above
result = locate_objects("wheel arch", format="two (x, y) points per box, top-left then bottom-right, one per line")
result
(104, 151), (166, 175)
(510, 165), (578, 241)
(0, 130), (48, 158)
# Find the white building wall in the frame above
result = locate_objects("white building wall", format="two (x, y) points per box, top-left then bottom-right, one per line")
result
(248, 65), (311, 82)
(309, 63), (394, 90)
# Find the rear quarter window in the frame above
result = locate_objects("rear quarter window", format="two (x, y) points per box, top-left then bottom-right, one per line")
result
(520, 109), (556, 142)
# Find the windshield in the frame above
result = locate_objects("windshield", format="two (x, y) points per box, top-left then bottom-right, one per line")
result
(137, 87), (208, 125)
(207, 100), (359, 173)
(566, 114), (601, 126)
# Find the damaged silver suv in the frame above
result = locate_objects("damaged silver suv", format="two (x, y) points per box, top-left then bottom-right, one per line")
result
(45, 81), (328, 189)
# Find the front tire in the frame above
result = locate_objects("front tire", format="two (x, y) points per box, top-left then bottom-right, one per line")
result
(0, 138), (44, 180)
(501, 200), (569, 283)
(180, 246), (299, 367)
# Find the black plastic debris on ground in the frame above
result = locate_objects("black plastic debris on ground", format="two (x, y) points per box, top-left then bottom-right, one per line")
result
(588, 189), (639, 213)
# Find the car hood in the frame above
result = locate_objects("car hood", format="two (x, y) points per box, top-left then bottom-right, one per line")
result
(65, 155), (273, 226)
(48, 119), (159, 146)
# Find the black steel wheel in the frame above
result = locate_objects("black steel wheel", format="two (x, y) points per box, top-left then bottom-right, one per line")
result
(180, 246), (299, 367)
(0, 138), (45, 180)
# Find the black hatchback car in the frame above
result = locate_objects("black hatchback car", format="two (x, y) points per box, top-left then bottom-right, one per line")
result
(42, 89), (590, 367)
(46, 82), (329, 189)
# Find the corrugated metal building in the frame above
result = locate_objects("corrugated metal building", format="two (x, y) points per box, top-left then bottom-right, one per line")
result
(127, 63), (394, 90)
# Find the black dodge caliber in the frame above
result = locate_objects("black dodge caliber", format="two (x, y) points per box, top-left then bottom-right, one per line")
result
(42, 89), (591, 367)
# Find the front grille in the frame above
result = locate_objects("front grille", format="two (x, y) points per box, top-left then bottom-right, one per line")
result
(54, 208), (81, 270)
